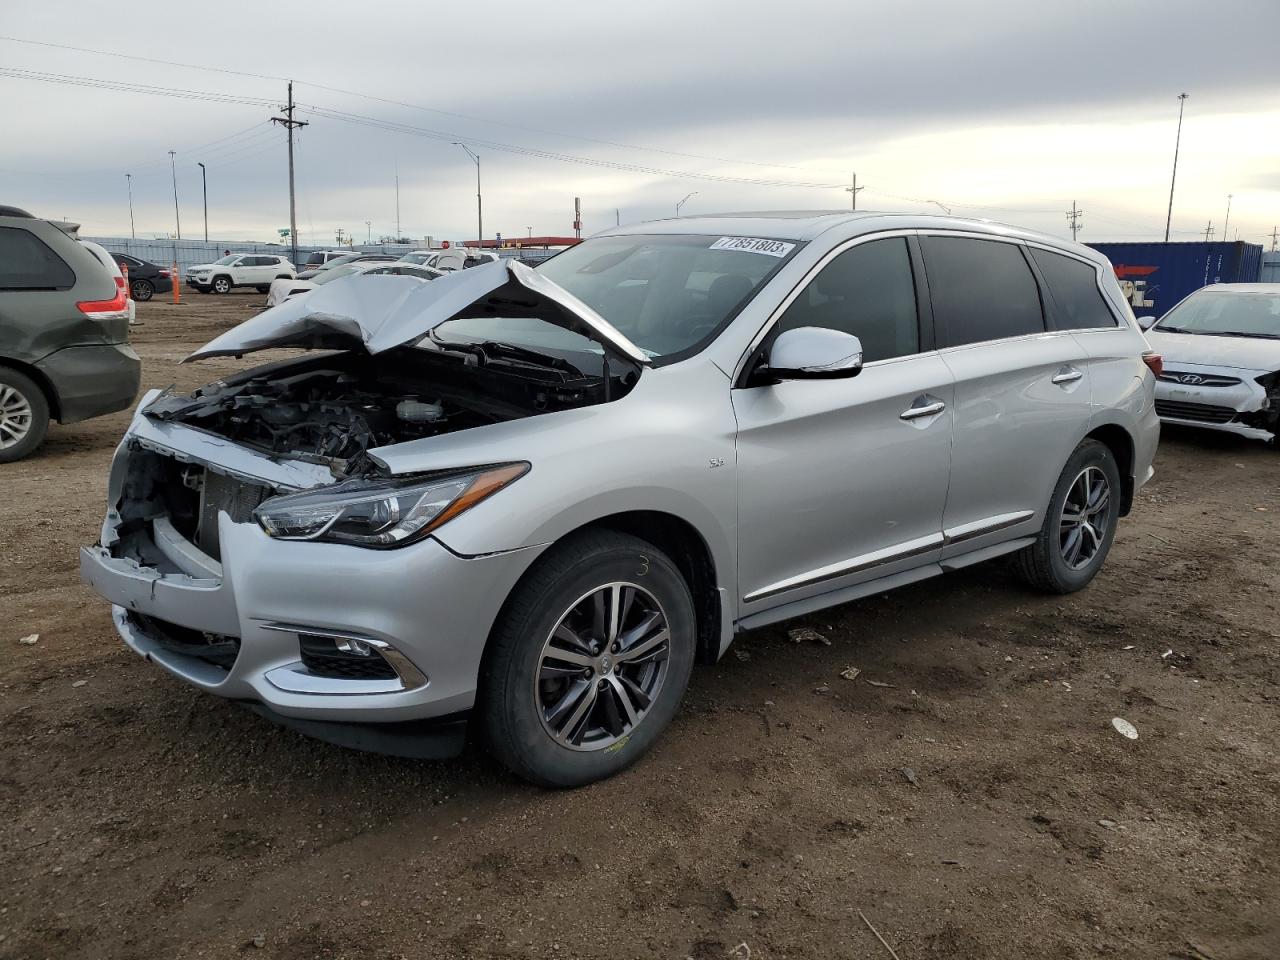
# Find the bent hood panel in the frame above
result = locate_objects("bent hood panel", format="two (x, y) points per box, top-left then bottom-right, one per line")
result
(185, 259), (649, 364)
(1146, 329), (1280, 372)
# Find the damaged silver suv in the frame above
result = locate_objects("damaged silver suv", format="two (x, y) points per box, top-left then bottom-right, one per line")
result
(82, 213), (1160, 786)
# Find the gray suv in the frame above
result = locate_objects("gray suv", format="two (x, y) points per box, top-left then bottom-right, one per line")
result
(0, 206), (141, 462)
(81, 212), (1159, 786)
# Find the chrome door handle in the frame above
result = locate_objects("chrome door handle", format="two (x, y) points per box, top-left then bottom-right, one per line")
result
(900, 400), (946, 421)
(1052, 369), (1083, 385)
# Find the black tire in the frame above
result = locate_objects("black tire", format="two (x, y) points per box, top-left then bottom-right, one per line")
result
(1016, 439), (1122, 593)
(255, 285), (270, 293)
(212, 276), (232, 294)
(196, 287), (210, 295)
(482, 530), (696, 788)
(0, 367), (51, 463)
(130, 278), (154, 302)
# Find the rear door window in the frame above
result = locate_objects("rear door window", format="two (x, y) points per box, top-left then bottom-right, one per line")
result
(1029, 247), (1118, 330)
(922, 236), (1045, 347)
(0, 227), (76, 291)
(775, 237), (920, 362)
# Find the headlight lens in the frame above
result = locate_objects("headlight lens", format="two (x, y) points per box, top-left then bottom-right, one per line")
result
(254, 463), (528, 548)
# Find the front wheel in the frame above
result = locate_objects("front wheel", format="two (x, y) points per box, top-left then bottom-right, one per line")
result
(212, 276), (231, 294)
(482, 531), (696, 788)
(1016, 439), (1122, 593)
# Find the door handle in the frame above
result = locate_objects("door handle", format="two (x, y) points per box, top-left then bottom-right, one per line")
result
(900, 400), (946, 421)
(1052, 368), (1083, 385)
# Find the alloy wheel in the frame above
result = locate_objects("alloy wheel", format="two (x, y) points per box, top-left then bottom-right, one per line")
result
(0, 383), (33, 450)
(1059, 466), (1110, 570)
(535, 582), (671, 751)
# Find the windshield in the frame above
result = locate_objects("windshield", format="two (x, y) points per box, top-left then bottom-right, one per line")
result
(316, 254), (359, 270)
(526, 234), (798, 360)
(213, 255), (239, 265)
(1157, 290), (1280, 338)
(311, 263), (367, 286)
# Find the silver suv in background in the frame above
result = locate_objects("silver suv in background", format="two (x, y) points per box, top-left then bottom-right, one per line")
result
(0, 206), (140, 462)
(81, 212), (1158, 786)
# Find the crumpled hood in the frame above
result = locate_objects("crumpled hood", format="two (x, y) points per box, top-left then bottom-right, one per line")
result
(1146, 329), (1280, 373)
(184, 259), (649, 364)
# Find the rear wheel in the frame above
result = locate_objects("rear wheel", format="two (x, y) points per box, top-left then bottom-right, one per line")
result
(482, 531), (695, 788)
(0, 368), (51, 463)
(130, 278), (154, 301)
(255, 285), (270, 293)
(1016, 439), (1121, 593)
(212, 276), (231, 294)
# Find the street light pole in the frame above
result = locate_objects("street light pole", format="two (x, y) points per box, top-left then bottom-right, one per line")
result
(1164, 93), (1189, 243)
(168, 150), (181, 240)
(1222, 194), (1233, 243)
(197, 162), (208, 242)
(125, 173), (135, 239)
(366, 220), (372, 244)
(453, 143), (482, 250)
(675, 192), (697, 216)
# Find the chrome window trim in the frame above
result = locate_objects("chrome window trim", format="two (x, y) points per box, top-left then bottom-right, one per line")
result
(733, 228), (923, 383)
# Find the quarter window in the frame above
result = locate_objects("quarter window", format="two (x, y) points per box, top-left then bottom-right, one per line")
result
(1029, 248), (1117, 330)
(775, 237), (919, 362)
(0, 226), (76, 291)
(922, 236), (1045, 347)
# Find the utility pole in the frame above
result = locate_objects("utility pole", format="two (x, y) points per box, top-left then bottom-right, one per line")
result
(1164, 92), (1189, 242)
(197, 162), (208, 241)
(1222, 194), (1232, 243)
(615, 208), (620, 226)
(845, 172), (865, 210)
(453, 143), (482, 250)
(168, 150), (181, 239)
(1066, 201), (1083, 241)
(125, 173), (135, 240)
(365, 220), (371, 244)
(574, 197), (582, 239)
(1269, 226), (1278, 252)
(1202, 221), (1215, 242)
(394, 162), (401, 241)
(271, 81), (308, 269)
(675, 192), (696, 217)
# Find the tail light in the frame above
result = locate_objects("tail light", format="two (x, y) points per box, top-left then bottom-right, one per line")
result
(1141, 352), (1163, 378)
(77, 277), (130, 320)
(159, 268), (171, 278)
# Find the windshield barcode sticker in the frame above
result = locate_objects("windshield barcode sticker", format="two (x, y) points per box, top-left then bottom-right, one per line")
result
(709, 237), (796, 258)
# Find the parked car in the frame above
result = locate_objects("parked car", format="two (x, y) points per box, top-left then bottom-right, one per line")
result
(1140, 283), (1280, 443)
(265, 261), (444, 307)
(295, 253), (397, 281)
(301, 250), (352, 272)
(0, 205), (140, 462)
(81, 213), (1158, 786)
(399, 249), (497, 271)
(109, 254), (173, 302)
(186, 254), (295, 294)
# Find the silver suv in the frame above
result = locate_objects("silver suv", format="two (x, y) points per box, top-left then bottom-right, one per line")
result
(81, 212), (1159, 786)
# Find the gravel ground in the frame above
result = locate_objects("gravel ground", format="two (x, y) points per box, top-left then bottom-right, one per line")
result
(2, 291), (1278, 960)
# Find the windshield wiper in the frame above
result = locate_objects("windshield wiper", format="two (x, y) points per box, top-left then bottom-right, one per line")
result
(427, 331), (582, 375)
(1210, 330), (1280, 340)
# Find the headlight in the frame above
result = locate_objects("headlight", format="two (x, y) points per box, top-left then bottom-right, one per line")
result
(253, 463), (528, 548)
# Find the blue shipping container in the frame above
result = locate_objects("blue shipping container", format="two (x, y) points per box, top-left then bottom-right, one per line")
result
(1085, 241), (1263, 320)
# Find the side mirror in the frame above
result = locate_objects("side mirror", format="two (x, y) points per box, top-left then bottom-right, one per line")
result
(1137, 315), (1158, 331)
(761, 326), (864, 382)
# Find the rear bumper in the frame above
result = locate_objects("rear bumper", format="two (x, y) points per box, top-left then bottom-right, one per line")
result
(36, 342), (141, 424)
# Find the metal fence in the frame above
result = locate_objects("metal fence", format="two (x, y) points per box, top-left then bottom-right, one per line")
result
(82, 237), (425, 274)
(1262, 252), (1280, 283)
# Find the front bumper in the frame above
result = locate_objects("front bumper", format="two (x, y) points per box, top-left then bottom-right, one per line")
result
(80, 422), (546, 727)
(36, 342), (141, 424)
(1154, 364), (1276, 440)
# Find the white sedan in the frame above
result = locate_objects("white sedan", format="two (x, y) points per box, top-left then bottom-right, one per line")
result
(1143, 283), (1280, 443)
(265, 261), (445, 307)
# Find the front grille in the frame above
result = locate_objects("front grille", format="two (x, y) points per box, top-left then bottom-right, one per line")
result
(1155, 399), (1238, 424)
(299, 634), (398, 680)
(129, 612), (241, 671)
(1158, 371), (1242, 387)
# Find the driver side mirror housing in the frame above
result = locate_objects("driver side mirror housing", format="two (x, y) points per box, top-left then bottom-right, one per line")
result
(756, 327), (864, 383)
(1137, 315), (1158, 331)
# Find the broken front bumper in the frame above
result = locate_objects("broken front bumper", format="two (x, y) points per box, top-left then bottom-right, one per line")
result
(1154, 365), (1277, 440)
(80, 407), (545, 727)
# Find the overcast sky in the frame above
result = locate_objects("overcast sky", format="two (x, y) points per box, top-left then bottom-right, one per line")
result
(4, 0), (1279, 248)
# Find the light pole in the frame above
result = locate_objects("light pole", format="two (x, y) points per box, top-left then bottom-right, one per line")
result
(1222, 194), (1233, 242)
(927, 200), (952, 215)
(125, 173), (135, 239)
(453, 143), (482, 251)
(366, 220), (372, 244)
(196, 162), (208, 241)
(675, 192), (697, 217)
(526, 226), (532, 239)
(168, 150), (181, 240)
(1164, 93), (1189, 243)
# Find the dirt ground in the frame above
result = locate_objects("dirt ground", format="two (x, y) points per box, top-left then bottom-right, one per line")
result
(2, 291), (1278, 960)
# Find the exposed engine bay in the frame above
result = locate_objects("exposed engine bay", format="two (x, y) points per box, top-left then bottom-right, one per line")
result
(144, 344), (637, 473)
